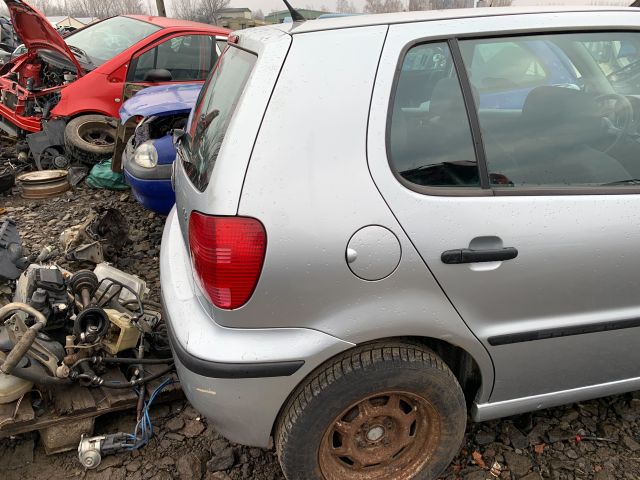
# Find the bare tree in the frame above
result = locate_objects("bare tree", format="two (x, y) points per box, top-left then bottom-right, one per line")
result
(253, 8), (265, 20)
(172, 0), (230, 24)
(336, 0), (357, 13)
(364, 0), (405, 13)
(408, 0), (429, 10)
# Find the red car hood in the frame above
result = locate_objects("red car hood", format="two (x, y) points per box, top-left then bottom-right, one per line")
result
(5, 0), (84, 75)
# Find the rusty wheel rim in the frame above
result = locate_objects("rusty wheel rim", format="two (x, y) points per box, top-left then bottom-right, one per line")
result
(318, 391), (440, 480)
(78, 122), (116, 147)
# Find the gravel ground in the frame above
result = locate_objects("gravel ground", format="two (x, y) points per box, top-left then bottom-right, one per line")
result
(2, 183), (640, 480)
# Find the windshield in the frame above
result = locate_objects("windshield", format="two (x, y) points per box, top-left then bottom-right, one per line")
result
(65, 17), (161, 66)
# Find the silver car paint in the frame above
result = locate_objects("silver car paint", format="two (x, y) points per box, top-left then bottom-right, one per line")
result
(367, 11), (640, 409)
(161, 208), (355, 446)
(162, 8), (640, 448)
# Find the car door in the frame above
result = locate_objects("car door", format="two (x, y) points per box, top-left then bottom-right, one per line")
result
(122, 33), (224, 102)
(368, 18), (640, 408)
(112, 33), (225, 172)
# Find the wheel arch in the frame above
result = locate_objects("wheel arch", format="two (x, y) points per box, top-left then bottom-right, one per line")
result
(272, 335), (488, 440)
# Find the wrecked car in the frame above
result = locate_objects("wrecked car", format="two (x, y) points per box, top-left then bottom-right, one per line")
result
(120, 83), (200, 215)
(0, 0), (228, 168)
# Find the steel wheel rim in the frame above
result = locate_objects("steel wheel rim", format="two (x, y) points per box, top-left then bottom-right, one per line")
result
(78, 122), (116, 147)
(318, 390), (441, 480)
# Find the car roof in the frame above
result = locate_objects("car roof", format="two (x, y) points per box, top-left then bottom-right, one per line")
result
(268, 6), (640, 34)
(124, 14), (229, 33)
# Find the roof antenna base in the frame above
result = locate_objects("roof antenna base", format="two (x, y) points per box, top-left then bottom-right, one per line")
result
(282, 0), (306, 22)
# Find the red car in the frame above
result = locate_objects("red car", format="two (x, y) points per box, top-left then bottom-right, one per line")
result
(1, 0), (229, 167)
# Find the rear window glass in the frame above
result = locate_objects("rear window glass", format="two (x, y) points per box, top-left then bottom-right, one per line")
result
(182, 46), (256, 191)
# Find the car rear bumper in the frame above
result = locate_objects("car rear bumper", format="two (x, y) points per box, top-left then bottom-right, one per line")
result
(160, 208), (354, 447)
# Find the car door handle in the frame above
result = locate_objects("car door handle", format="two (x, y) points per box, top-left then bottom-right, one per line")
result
(441, 247), (518, 264)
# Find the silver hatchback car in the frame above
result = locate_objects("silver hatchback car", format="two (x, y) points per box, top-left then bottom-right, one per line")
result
(161, 7), (640, 479)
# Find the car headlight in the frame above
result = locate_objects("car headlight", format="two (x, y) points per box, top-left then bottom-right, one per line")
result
(133, 141), (158, 168)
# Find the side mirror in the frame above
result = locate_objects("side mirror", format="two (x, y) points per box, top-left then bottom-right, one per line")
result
(143, 68), (172, 83)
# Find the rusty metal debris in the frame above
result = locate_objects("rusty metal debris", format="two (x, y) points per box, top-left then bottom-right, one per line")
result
(17, 169), (70, 199)
(60, 208), (129, 264)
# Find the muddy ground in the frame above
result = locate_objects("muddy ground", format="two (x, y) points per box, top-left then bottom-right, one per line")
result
(1, 183), (640, 480)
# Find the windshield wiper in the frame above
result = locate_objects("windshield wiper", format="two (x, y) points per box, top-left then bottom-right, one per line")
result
(602, 178), (640, 186)
(68, 45), (94, 66)
(608, 58), (640, 81)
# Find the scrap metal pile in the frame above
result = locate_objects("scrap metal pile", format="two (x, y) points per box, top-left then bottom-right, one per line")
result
(0, 216), (175, 468)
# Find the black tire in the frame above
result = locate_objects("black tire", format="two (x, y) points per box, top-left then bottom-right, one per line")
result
(276, 341), (466, 480)
(64, 114), (117, 165)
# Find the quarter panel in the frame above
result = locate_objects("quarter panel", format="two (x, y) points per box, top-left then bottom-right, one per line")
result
(236, 26), (494, 401)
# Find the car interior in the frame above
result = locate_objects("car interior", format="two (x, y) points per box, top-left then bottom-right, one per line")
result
(389, 33), (640, 189)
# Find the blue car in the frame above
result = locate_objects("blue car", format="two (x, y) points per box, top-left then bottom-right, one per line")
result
(120, 83), (201, 215)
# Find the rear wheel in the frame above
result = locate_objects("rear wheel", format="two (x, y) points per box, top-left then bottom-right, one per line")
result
(275, 341), (466, 480)
(64, 114), (116, 165)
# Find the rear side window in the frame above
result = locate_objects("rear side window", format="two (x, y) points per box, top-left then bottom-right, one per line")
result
(388, 42), (479, 188)
(182, 46), (256, 191)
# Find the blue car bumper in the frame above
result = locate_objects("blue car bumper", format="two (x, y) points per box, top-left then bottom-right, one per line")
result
(122, 136), (175, 215)
(124, 170), (175, 215)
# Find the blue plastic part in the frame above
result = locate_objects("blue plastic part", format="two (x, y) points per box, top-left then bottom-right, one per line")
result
(124, 170), (175, 215)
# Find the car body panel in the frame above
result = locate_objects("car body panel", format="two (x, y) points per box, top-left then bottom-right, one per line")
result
(367, 11), (640, 409)
(162, 8), (640, 448)
(0, 4), (228, 136)
(119, 82), (201, 123)
(121, 84), (200, 214)
(4, 0), (84, 74)
(172, 27), (292, 241)
(160, 208), (355, 447)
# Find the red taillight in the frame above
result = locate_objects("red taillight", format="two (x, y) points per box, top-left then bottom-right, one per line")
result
(188, 213), (266, 310)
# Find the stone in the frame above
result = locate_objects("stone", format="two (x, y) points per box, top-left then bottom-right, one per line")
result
(207, 448), (235, 472)
(504, 451), (532, 477)
(210, 438), (230, 455)
(96, 456), (123, 472)
(521, 473), (543, 480)
(165, 416), (185, 432)
(182, 419), (206, 438)
(127, 459), (143, 472)
(476, 429), (496, 446)
(165, 433), (185, 442)
(176, 453), (205, 480)
(623, 435), (640, 451)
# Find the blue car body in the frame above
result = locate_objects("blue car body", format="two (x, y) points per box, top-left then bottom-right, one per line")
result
(120, 83), (201, 215)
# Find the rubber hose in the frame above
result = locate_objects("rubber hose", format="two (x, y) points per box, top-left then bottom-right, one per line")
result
(0, 302), (48, 374)
(0, 302), (47, 326)
(0, 358), (71, 386)
(99, 364), (175, 389)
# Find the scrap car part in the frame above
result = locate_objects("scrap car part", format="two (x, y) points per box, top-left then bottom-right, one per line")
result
(101, 309), (140, 355)
(69, 270), (110, 343)
(78, 433), (129, 469)
(61, 208), (128, 263)
(0, 351), (32, 404)
(17, 169), (70, 199)
(0, 219), (28, 281)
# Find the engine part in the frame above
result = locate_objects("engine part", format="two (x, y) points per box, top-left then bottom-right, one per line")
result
(74, 306), (109, 343)
(0, 302), (47, 375)
(28, 267), (70, 331)
(78, 432), (129, 469)
(61, 209), (128, 264)
(69, 269), (98, 306)
(0, 351), (33, 404)
(101, 309), (140, 355)
(17, 170), (70, 199)
(0, 219), (29, 281)
(69, 270), (110, 343)
(94, 263), (146, 304)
